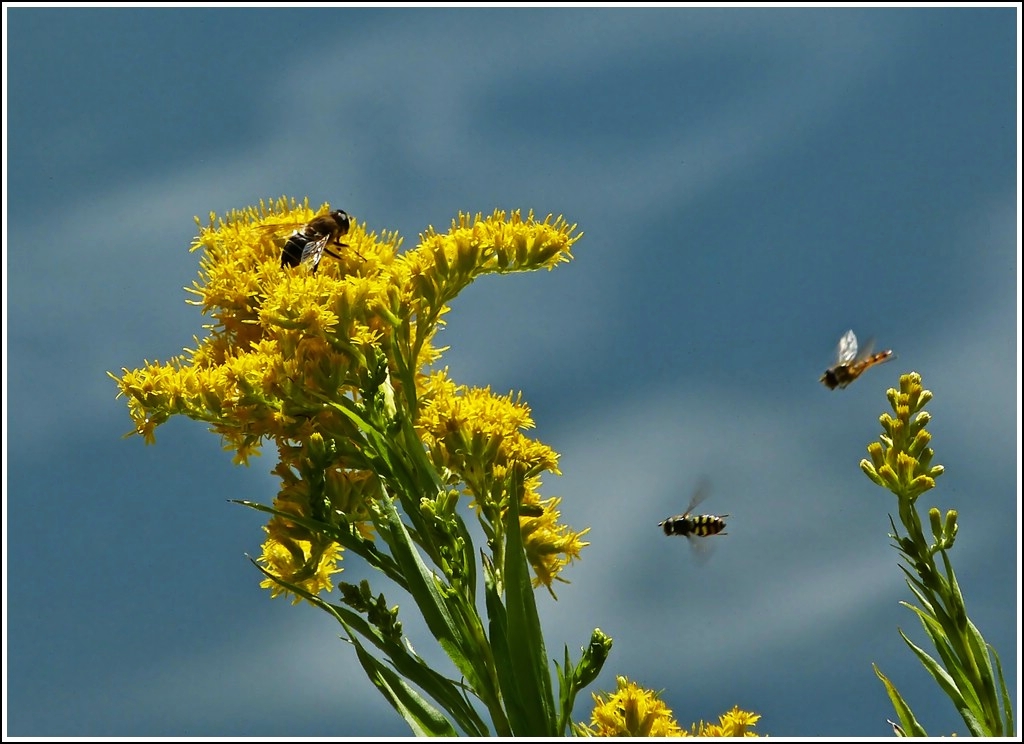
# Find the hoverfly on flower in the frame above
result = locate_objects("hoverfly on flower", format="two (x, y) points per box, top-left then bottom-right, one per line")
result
(257, 208), (352, 273)
(820, 329), (894, 390)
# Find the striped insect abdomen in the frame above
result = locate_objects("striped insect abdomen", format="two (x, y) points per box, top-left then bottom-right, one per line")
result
(689, 514), (727, 537)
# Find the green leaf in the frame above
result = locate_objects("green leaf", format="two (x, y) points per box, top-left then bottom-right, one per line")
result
(991, 644), (1014, 736)
(899, 572), (936, 617)
(555, 646), (574, 735)
(372, 492), (508, 734)
(964, 616), (1000, 725)
(899, 567), (955, 633)
(373, 495), (474, 677)
(897, 628), (984, 735)
(873, 664), (928, 736)
(329, 601), (489, 736)
(900, 601), (983, 716)
(896, 626), (962, 703)
(498, 473), (557, 736)
(898, 599), (943, 640)
(248, 558), (473, 736)
(939, 549), (969, 633)
(348, 628), (459, 736)
(483, 555), (531, 732)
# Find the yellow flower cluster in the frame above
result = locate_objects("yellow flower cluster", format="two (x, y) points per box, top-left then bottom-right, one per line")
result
(112, 197), (586, 598)
(685, 706), (763, 737)
(860, 372), (944, 502)
(582, 676), (685, 737)
(418, 370), (590, 592)
(257, 532), (343, 604)
(581, 676), (762, 737)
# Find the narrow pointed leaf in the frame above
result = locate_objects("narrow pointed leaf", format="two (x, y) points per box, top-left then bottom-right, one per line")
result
(500, 477), (557, 736)
(372, 493), (510, 737)
(897, 628), (964, 704)
(873, 663), (928, 737)
(901, 602), (982, 715)
(248, 559), (478, 735)
(898, 628), (984, 735)
(483, 556), (531, 732)
(991, 645), (1014, 736)
(328, 602), (490, 736)
(964, 617), (1000, 726)
(348, 634), (458, 736)
(373, 495), (485, 694)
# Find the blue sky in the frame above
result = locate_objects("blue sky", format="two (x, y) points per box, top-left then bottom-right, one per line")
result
(4, 6), (1019, 738)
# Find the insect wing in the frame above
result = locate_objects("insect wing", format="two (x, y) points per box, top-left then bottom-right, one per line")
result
(659, 478), (711, 535)
(852, 335), (880, 364)
(687, 530), (715, 565)
(300, 232), (332, 271)
(253, 220), (311, 240)
(254, 220), (315, 268)
(682, 477), (712, 516)
(834, 329), (858, 365)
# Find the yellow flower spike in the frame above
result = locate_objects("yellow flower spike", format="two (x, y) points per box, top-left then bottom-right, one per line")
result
(690, 705), (763, 737)
(116, 199), (591, 609)
(402, 210), (581, 328)
(581, 679), (762, 738)
(323, 468), (379, 528)
(418, 379), (555, 496)
(117, 199), (627, 737)
(865, 375), (1013, 736)
(413, 368), (585, 588)
(583, 676), (684, 737)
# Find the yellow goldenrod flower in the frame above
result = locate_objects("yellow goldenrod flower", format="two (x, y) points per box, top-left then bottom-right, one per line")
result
(580, 676), (685, 737)
(520, 491), (590, 594)
(257, 527), (344, 603)
(579, 678), (763, 738)
(111, 198), (586, 600)
(416, 368), (588, 589)
(686, 705), (763, 737)
(860, 373), (944, 503)
(862, 375), (1012, 737)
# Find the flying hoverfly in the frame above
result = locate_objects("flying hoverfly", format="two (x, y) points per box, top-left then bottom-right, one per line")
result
(659, 479), (728, 540)
(261, 209), (353, 273)
(820, 329), (894, 390)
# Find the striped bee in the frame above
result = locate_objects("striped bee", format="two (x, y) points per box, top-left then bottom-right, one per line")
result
(820, 329), (894, 390)
(259, 208), (353, 273)
(659, 480), (728, 539)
